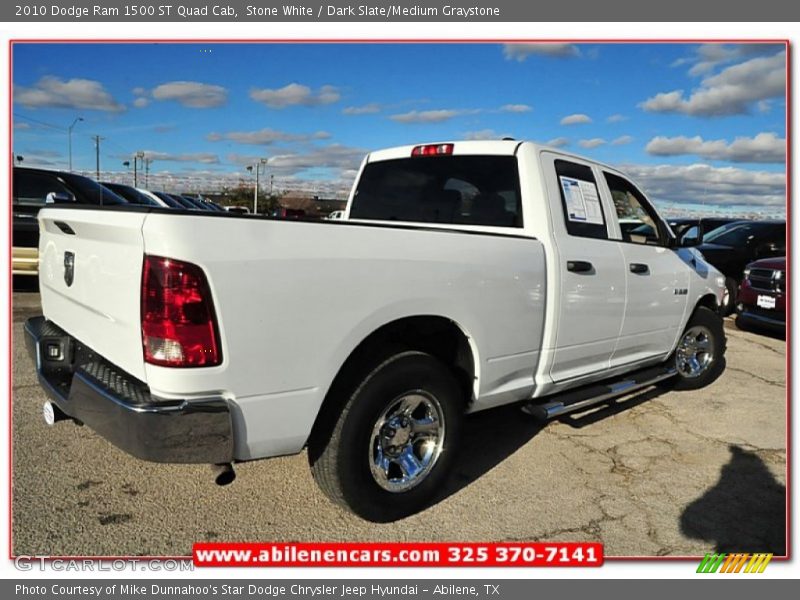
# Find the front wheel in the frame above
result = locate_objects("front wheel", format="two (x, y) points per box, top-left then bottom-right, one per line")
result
(309, 351), (464, 522)
(667, 306), (726, 390)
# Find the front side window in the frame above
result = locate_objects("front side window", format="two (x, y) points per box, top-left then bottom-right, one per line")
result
(604, 172), (663, 245)
(350, 155), (522, 228)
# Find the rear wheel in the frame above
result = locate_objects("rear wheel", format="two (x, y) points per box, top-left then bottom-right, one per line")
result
(309, 351), (463, 522)
(667, 306), (726, 390)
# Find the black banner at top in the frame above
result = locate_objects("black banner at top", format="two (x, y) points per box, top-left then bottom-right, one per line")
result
(5, 0), (800, 23)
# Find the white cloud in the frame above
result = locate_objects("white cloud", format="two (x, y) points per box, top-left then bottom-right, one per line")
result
(606, 114), (627, 123)
(464, 129), (501, 140)
(625, 162), (785, 208)
(133, 97), (150, 108)
(545, 137), (570, 148)
(611, 135), (634, 146)
(151, 81), (227, 108)
(503, 43), (580, 61)
(141, 150), (220, 164)
(230, 144), (365, 176)
(342, 103), (381, 115)
(14, 76), (125, 112)
(390, 109), (475, 124)
(250, 83), (340, 108)
(14, 122), (31, 130)
(578, 138), (606, 149)
(645, 132), (785, 164)
(500, 104), (532, 113)
(560, 113), (592, 125)
(675, 43), (783, 77)
(640, 50), (786, 116)
(207, 128), (331, 145)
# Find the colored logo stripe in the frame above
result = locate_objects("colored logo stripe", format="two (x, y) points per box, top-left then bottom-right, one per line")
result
(697, 553), (772, 574)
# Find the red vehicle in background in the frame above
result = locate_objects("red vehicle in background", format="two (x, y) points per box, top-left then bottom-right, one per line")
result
(736, 257), (786, 333)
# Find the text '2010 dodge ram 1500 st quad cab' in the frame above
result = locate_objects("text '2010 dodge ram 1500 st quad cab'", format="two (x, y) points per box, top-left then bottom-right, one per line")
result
(25, 141), (727, 521)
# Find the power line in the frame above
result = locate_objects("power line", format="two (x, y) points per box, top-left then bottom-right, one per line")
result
(13, 113), (67, 132)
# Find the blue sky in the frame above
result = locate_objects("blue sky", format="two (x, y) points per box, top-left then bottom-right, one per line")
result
(12, 42), (787, 216)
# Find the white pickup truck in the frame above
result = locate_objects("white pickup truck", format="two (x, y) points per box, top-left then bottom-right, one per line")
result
(25, 140), (727, 521)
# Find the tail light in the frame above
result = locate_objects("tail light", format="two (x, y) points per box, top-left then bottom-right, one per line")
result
(141, 255), (222, 367)
(411, 143), (454, 157)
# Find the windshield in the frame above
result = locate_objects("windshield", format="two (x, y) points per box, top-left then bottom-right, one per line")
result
(62, 173), (126, 205)
(350, 155), (522, 227)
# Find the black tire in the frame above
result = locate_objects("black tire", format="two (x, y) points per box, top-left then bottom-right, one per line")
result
(721, 277), (738, 316)
(666, 306), (726, 391)
(309, 351), (464, 522)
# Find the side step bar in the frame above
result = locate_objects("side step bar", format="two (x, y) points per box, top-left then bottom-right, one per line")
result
(522, 365), (677, 420)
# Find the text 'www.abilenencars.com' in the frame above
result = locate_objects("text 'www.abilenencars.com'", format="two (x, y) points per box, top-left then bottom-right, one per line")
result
(192, 542), (604, 566)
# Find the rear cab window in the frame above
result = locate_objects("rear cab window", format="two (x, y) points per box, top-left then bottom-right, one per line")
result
(349, 155), (522, 228)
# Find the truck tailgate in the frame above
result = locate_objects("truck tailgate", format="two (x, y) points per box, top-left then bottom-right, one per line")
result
(38, 208), (148, 382)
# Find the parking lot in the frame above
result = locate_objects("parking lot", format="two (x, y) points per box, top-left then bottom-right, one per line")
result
(11, 290), (786, 558)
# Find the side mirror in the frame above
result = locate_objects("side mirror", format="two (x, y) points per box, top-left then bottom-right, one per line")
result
(676, 230), (703, 248)
(45, 191), (75, 205)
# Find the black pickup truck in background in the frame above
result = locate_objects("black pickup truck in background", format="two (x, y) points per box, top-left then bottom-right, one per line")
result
(12, 167), (126, 279)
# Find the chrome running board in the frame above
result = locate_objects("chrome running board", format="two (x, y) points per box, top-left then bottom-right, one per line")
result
(522, 365), (677, 420)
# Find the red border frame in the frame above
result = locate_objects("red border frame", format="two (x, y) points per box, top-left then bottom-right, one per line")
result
(7, 38), (792, 565)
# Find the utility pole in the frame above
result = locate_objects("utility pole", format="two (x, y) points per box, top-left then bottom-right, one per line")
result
(68, 117), (83, 173)
(134, 151), (144, 187)
(144, 158), (153, 187)
(92, 135), (104, 180)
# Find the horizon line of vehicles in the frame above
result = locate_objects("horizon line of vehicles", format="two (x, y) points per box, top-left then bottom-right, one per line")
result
(12, 164), (787, 333)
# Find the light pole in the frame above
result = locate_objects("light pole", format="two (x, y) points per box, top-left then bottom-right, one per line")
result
(253, 158), (268, 214)
(134, 151), (145, 187)
(68, 117), (83, 172)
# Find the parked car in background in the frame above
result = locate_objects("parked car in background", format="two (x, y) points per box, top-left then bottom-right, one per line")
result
(12, 167), (126, 277)
(137, 189), (180, 208)
(696, 220), (786, 314)
(101, 182), (161, 207)
(326, 210), (345, 220)
(183, 194), (225, 212)
(276, 207), (307, 219)
(736, 257), (786, 333)
(225, 205), (250, 214)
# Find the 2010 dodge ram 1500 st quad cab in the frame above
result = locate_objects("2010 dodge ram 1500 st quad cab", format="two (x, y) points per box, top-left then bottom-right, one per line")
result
(25, 140), (727, 521)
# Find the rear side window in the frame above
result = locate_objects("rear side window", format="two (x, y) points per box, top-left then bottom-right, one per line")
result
(350, 156), (522, 228)
(554, 160), (607, 240)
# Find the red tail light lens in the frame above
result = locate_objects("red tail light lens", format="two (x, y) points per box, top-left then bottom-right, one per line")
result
(411, 143), (454, 157)
(141, 255), (221, 367)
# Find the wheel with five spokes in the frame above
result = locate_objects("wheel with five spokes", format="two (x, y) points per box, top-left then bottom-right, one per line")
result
(668, 306), (726, 390)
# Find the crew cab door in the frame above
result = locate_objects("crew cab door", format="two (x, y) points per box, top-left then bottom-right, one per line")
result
(599, 170), (689, 366)
(541, 153), (626, 382)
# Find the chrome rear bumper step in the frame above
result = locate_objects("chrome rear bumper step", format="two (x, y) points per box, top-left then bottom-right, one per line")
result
(523, 365), (677, 420)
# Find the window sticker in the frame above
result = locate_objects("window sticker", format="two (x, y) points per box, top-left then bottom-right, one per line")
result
(559, 176), (604, 225)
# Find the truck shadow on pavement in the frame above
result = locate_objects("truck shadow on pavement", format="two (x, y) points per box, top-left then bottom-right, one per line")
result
(435, 385), (669, 506)
(680, 445), (786, 555)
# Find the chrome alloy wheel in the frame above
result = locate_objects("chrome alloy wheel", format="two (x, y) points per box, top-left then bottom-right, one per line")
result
(676, 325), (715, 378)
(369, 392), (445, 493)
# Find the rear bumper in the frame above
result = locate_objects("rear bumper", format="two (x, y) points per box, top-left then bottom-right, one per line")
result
(24, 316), (234, 464)
(12, 246), (39, 276)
